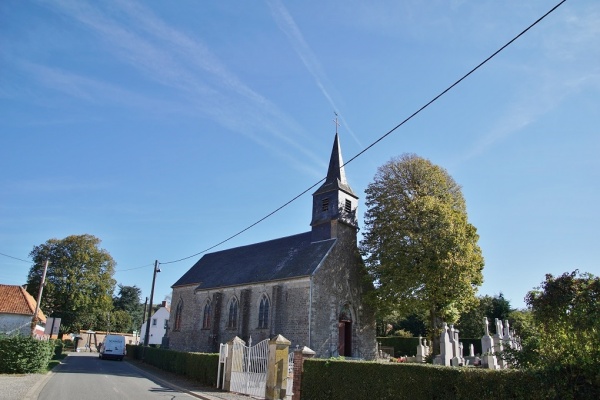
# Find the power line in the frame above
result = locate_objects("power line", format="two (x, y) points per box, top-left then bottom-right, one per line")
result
(162, 0), (569, 266)
(0, 252), (31, 263)
(115, 263), (155, 272)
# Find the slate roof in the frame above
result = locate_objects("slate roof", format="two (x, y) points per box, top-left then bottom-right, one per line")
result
(0, 284), (46, 323)
(172, 232), (336, 290)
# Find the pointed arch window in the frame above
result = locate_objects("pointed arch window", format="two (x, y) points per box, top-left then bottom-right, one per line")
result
(227, 297), (238, 329)
(174, 299), (183, 331)
(202, 299), (212, 329)
(258, 294), (270, 329)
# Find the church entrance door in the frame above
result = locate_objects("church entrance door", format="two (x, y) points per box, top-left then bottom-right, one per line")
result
(338, 305), (352, 357)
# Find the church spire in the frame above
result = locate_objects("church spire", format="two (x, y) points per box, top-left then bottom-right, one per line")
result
(311, 129), (358, 242)
(325, 132), (348, 187)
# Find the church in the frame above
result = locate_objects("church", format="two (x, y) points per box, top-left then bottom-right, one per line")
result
(167, 133), (377, 359)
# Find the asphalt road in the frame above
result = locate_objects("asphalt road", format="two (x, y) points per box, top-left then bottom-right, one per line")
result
(37, 352), (195, 400)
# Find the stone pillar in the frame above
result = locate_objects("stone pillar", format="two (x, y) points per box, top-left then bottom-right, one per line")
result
(223, 336), (245, 391)
(266, 335), (291, 400)
(292, 346), (315, 400)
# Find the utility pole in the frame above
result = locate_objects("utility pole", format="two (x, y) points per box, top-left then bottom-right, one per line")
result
(31, 259), (49, 336)
(144, 260), (160, 347)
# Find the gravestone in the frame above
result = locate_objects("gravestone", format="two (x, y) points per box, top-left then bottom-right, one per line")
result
(493, 318), (506, 368)
(481, 317), (498, 369)
(416, 336), (429, 363)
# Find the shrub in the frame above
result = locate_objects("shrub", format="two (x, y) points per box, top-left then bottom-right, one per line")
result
(0, 335), (54, 373)
(125, 345), (219, 387)
(54, 339), (64, 356)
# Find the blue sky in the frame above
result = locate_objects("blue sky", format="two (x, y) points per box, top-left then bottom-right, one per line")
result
(1, 0), (598, 311)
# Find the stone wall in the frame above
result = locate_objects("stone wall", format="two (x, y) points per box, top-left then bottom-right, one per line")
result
(311, 223), (377, 359)
(169, 278), (312, 353)
(0, 314), (31, 336)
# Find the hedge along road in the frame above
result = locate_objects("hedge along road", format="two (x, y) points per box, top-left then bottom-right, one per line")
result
(36, 352), (196, 400)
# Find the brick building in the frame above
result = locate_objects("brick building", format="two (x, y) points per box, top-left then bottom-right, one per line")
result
(167, 134), (377, 359)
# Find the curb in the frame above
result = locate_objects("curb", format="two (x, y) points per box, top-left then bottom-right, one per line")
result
(125, 361), (220, 400)
(23, 355), (68, 400)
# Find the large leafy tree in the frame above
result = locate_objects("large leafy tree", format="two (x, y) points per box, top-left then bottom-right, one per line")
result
(113, 285), (144, 333)
(360, 154), (484, 349)
(26, 234), (116, 334)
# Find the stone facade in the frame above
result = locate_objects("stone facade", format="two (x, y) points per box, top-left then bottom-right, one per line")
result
(168, 134), (377, 359)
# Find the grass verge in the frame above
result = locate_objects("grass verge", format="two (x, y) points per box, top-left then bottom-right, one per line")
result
(46, 354), (67, 373)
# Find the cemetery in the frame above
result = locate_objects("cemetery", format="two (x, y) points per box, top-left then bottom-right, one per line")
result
(124, 309), (597, 400)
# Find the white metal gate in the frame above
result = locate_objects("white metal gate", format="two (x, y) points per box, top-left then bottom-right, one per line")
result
(230, 337), (269, 398)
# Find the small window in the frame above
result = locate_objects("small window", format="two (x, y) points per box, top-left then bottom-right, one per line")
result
(202, 300), (212, 329)
(152, 318), (157, 326)
(322, 198), (329, 211)
(344, 199), (352, 213)
(228, 297), (239, 329)
(258, 295), (270, 329)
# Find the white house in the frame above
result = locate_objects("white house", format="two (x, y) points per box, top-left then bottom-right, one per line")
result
(140, 301), (170, 345)
(0, 284), (46, 337)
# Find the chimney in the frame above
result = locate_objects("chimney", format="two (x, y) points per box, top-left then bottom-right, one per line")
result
(161, 300), (167, 307)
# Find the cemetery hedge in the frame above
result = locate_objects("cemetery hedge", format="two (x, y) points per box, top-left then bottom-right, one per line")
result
(125, 344), (218, 386)
(301, 359), (599, 400)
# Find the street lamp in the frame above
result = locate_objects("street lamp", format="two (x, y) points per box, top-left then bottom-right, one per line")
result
(144, 260), (160, 347)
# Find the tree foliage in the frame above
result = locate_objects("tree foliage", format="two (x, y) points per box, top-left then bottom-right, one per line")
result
(525, 271), (599, 368)
(456, 293), (512, 338)
(360, 154), (484, 346)
(26, 234), (116, 334)
(113, 285), (144, 333)
(503, 271), (600, 396)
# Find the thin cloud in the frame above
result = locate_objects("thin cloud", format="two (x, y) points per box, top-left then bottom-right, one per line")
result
(462, 2), (600, 161)
(266, 0), (362, 148)
(43, 0), (325, 177)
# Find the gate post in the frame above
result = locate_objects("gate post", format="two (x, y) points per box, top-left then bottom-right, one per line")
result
(266, 334), (291, 400)
(224, 336), (245, 391)
(292, 346), (315, 400)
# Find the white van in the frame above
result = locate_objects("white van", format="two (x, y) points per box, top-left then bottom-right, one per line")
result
(99, 335), (126, 361)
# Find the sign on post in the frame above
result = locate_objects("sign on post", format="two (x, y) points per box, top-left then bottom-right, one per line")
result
(44, 317), (61, 337)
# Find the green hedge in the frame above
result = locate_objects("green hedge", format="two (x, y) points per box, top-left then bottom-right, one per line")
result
(301, 359), (599, 400)
(0, 335), (54, 373)
(126, 344), (218, 387)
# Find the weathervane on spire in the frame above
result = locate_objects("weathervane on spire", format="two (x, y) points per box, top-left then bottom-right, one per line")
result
(333, 112), (340, 135)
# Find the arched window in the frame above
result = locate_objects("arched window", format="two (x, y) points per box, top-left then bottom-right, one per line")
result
(202, 299), (212, 329)
(174, 299), (183, 331)
(258, 294), (270, 329)
(227, 297), (238, 329)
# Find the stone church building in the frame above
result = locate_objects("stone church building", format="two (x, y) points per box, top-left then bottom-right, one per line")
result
(168, 134), (377, 359)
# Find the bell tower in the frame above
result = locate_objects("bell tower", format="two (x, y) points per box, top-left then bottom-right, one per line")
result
(311, 132), (358, 242)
